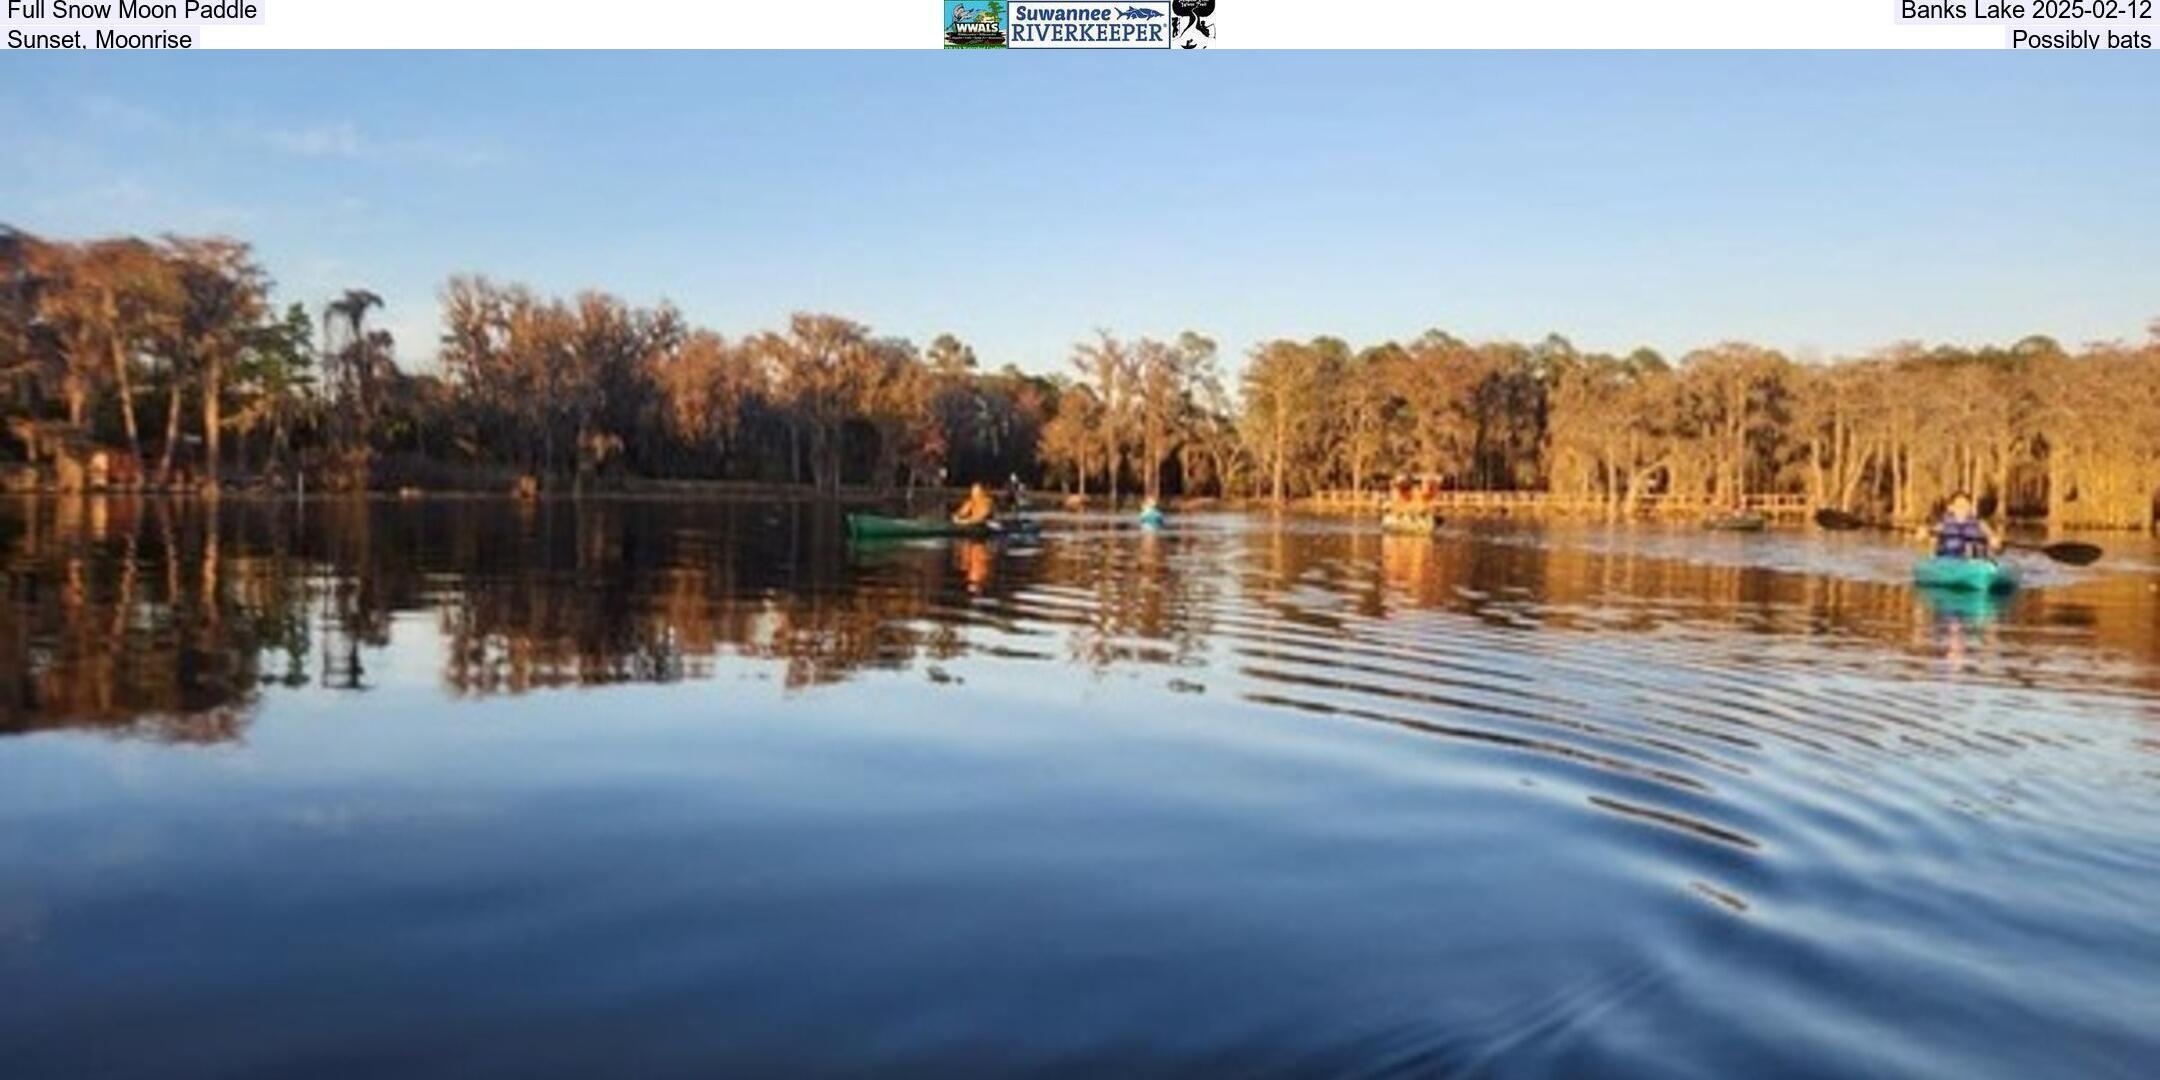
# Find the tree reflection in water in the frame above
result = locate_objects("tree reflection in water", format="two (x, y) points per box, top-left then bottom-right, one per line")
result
(3, 499), (2156, 741)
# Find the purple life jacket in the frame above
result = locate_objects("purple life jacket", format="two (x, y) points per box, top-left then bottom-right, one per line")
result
(1935, 517), (1988, 559)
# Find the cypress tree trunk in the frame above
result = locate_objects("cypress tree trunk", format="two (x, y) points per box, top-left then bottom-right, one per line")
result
(1272, 404), (1286, 505)
(201, 355), (222, 491)
(156, 366), (184, 488)
(112, 336), (142, 465)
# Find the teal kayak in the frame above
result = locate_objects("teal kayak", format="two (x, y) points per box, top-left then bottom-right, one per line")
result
(845, 513), (1034, 540)
(1137, 508), (1165, 529)
(1912, 556), (2019, 594)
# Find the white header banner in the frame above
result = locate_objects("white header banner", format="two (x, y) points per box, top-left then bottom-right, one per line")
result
(3, 0), (2155, 49)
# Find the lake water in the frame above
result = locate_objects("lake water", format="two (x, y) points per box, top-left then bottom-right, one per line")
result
(2, 498), (2156, 1078)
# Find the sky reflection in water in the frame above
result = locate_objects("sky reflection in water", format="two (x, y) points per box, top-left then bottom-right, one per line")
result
(1, 498), (2156, 1078)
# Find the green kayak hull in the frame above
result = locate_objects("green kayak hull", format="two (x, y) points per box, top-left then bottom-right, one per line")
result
(1912, 557), (2019, 594)
(844, 513), (1030, 540)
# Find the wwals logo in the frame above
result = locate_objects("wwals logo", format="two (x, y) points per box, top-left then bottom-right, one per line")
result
(944, 1), (1009, 48)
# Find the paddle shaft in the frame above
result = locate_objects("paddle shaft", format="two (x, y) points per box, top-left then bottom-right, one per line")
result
(1814, 509), (2100, 566)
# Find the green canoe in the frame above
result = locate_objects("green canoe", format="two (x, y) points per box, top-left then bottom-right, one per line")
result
(1704, 513), (1767, 532)
(1912, 556), (2019, 594)
(844, 513), (1034, 540)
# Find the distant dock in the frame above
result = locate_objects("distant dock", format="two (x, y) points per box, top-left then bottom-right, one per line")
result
(1307, 490), (1812, 519)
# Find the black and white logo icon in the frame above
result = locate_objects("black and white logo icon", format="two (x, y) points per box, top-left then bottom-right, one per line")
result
(1171, 0), (1214, 48)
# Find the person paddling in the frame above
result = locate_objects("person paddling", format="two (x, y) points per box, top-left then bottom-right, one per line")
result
(952, 482), (996, 527)
(1916, 492), (2000, 560)
(1389, 474), (1414, 507)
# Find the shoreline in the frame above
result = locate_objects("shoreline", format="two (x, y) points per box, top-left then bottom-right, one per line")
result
(2, 487), (2143, 532)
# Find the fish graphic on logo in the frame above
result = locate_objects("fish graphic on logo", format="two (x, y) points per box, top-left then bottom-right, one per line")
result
(1119, 5), (1164, 16)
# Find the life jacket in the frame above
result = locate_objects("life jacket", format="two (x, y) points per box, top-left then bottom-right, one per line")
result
(956, 491), (993, 523)
(1935, 517), (1988, 559)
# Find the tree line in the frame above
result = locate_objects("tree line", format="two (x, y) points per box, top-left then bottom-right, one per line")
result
(1244, 330), (2160, 528)
(3, 226), (2156, 528)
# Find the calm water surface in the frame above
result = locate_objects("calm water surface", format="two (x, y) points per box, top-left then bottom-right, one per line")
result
(2, 499), (2157, 1078)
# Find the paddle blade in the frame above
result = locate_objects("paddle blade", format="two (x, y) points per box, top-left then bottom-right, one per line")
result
(2039, 541), (2103, 566)
(1814, 508), (1865, 531)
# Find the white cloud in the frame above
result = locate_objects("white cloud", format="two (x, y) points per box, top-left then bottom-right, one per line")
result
(33, 178), (155, 217)
(25, 177), (253, 236)
(301, 255), (352, 278)
(257, 121), (371, 159)
(242, 120), (498, 169)
(79, 94), (173, 133)
(56, 90), (502, 172)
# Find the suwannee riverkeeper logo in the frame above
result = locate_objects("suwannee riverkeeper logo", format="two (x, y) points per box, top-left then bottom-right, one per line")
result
(946, 1), (1211, 49)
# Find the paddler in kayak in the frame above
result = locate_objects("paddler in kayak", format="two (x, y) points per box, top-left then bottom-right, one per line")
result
(1382, 475), (1442, 533)
(952, 482), (996, 527)
(1384, 475), (1415, 514)
(1380, 475), (1412, 529)
(1915, 492), (2000, 559)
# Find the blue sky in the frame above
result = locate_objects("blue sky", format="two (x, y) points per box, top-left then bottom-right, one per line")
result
(3, 53), (2155, 374)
